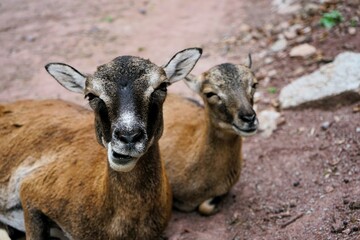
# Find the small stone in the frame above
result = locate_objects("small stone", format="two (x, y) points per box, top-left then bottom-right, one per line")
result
(270, 38), (288, 52)
(279, 21), (290, 30)
(348, 27), (356, 35)
(334, 116), (341, 122)
(304, 3), (320, 15)
(258, 109), (282, 137)
(268, 69), (277, 78)
(239, 24), (251, 33)
(325, 186), (334, 193)
(343, 228), (351, 234)
(356, 127), (360, 133)
(289, 44), (317, 58)
(293, 67), (305, 76)
(321, 121), (331, 131)
(284, 29), (297, 39)
(343, 199), (349, 205)
(264, 57), (274, 64)
(289, 199), (297, 208)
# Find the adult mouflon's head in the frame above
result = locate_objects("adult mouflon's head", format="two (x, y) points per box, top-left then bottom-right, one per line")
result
(45, 48), (202, 172)
(185, 61), (258, 137)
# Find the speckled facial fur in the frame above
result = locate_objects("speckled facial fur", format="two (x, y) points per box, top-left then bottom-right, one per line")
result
(188, 63), (258, 136)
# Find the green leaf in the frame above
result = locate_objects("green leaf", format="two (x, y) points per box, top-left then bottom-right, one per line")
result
(267, 87), (277, 94)
(320, 10), (343, 29)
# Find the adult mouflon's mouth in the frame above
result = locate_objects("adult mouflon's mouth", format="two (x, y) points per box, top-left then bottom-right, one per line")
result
(111, 150), (136, 165)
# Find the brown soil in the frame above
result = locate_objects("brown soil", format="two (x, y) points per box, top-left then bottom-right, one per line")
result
(0, 0), (359, 239)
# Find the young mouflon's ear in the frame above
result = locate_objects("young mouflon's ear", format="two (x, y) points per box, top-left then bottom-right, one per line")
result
(163, 48), (202, 84)
(184, 73), (202, 93)
(45, 63), (86, 94)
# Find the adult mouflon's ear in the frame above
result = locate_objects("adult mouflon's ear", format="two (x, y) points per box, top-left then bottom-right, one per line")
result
(163, 48), (202, 84)
(45, 63), (86, 93)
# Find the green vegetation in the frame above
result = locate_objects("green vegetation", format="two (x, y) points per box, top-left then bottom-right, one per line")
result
(320, 10), (343, 29)
(267, 87), (277, 94)
(101, 16), (114, 23)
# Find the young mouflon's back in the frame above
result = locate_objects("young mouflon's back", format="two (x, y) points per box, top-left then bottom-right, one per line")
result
(0, 48), (202, 239)
(160, 62), (258, 215)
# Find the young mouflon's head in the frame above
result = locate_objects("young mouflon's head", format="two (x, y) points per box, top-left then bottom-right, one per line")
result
(185, 62), (258, 137)
(45, 48), (202, 172)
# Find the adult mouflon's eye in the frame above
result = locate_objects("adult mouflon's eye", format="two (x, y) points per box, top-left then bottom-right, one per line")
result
(85, 93), (98, 101)
(252, 82), (258, 89)
(156, 82), (169, 92)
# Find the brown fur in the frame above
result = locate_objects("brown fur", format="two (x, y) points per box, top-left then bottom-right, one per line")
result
(160, 63), (258, 215)
(0, 100), (171, 239)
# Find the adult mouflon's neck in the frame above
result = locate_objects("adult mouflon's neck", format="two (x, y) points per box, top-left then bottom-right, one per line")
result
(105, 144), (164, 202)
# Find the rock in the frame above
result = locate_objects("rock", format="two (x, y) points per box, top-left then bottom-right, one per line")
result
(272, 0), (301, 15)
(279, 52), (360, 109)
(356, 127), (360, 133)
(348, 27), (356, 35)
(258, 109), (282, 137)
(239, 24), (251, 33)
(284, 29), (297, 39)
(304, 3), (320, 15)
(325, 186), (334, 193)
(268, 69), (277, 78)
(321, 121), (331, 130)
(270, 38), (288, 52)
(289, 44), (316, 58)
(264, 57), (274, 64)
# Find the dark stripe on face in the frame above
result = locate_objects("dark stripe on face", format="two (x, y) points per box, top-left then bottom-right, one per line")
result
(92, 98), (111, 143)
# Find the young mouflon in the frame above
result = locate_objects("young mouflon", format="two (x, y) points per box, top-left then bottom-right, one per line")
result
(160, 61), (258, 215)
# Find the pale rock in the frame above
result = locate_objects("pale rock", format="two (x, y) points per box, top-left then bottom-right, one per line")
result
(270, 38), (288, 52)
(268, 69), (277, 78)
(289, 43), (316, 58)
(264, 57), (274, 64)
(304, 3), (320, 15)
(272, 0), (301, 14)
(284, 29), (297, 39)
(279, 52), (360, 109)
(348, 27), (356, 35)
(239, 24), (251, 33)
(258, 109), (282, 137)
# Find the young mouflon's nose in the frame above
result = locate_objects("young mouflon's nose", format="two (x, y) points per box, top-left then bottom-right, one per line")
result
(239, 113), (256, 123)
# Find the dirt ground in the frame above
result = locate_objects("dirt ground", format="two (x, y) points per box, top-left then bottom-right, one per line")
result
(0, 0), (359, 239)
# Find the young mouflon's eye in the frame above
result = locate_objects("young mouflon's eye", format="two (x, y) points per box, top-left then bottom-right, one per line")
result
(85, 93), (97, 101)
(252, 82), (258, 89)
(205, 92), (217, 98)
